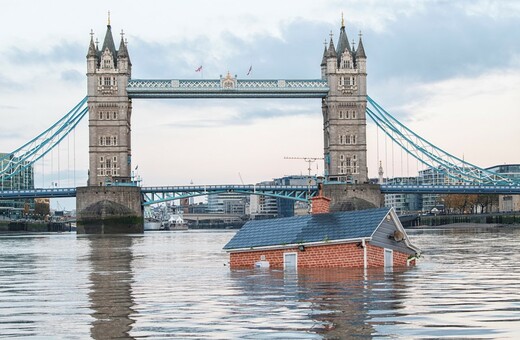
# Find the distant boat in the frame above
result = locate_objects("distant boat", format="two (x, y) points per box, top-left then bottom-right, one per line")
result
(144, 217), (162, 231)
(160, 214), (188, 231)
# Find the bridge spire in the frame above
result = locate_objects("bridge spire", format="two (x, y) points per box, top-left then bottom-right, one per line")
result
(336, 16), (351, 57)
(356, 31), (366, 59)
(87, 29), (97, 58)
(326, 33), (336, 58)
(101, 16), (117, 65)
(321, 39), (327, 67)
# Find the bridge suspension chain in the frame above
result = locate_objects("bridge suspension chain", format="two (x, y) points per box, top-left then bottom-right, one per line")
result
(0, 96), (89, 183)
(366, 96), (517, 186)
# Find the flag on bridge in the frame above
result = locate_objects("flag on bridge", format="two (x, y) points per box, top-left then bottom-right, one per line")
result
(195, 65), (203, 72)
(246, 65), (252, 76)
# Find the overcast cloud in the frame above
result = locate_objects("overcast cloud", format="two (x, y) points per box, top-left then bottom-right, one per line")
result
(0, 0), (519, 209)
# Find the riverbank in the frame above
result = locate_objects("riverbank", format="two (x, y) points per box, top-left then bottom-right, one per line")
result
(0, 220), (74, 233)
(418, 213), (520, 227)
(407, 222), (517, 229)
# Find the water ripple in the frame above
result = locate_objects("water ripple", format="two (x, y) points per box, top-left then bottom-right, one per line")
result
(0, 228), (519, 338)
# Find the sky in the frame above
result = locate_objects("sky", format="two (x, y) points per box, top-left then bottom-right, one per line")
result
(1, 0), (520, 209)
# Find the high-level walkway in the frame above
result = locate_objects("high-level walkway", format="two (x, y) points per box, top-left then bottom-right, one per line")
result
(127, 79), (329, 98)
(2, 184), (520, 205)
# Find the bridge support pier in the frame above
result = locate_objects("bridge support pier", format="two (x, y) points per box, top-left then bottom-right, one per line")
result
(322, 183), (383, 212)
(76, 186), (144, 234)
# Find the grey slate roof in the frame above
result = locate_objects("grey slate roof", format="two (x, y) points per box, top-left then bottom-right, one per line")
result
(336, 25), (351, 56)
(321, 45), (327, 66)
(118, 37), (129, 59)
(224, 207), (391, 250)
(356, 37), (367, 59)
(326, 38), (337, 58)
(87, 37), (97, 58)
(99, 24), (117, 67)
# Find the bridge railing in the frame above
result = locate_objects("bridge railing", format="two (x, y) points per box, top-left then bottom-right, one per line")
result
(141, 184), (316, 192)
(126, 79), (329, 98)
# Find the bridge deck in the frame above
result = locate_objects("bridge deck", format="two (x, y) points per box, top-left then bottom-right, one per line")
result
(1, 184), (520, 200)
(127, 79), (330, 98)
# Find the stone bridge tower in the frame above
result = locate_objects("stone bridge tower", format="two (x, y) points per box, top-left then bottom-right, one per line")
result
(321, 17), (367, 184)
(76, 16), (143, 234)
(321, 17), (383, 210)
(86, 18), (132, 186)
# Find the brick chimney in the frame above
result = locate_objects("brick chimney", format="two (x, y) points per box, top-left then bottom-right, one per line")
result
(311, 183), (331, 214)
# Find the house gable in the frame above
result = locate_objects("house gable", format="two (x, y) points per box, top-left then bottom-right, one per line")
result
(370, 210), (417, 255)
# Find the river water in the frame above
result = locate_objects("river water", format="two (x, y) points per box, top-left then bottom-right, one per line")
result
(0, 226), (519, 339)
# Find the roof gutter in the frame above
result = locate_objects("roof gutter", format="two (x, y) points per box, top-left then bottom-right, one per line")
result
(224, 237), (372, 253)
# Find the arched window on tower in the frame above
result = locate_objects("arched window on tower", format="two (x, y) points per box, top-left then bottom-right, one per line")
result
(101, 49), (114, 69)
(340, 51), (353, 69)
(339, 154), (346, 174)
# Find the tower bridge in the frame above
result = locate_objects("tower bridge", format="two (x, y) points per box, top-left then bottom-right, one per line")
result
(1, 15), (519, 233)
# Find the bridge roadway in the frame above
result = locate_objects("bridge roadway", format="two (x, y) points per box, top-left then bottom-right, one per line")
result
(126, 79), (330, 98)
(1, 184), (520, 202)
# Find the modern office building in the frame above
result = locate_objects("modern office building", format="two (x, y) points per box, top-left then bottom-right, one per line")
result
(384, 177), (421, 213)
(0, 153), (35, 216)
(274, 176), (316, 217)
(207, 192), (248, 215)
(487, 164), (520, 212)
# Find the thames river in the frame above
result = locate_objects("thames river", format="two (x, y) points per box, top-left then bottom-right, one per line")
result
(0, 226), (519, 339)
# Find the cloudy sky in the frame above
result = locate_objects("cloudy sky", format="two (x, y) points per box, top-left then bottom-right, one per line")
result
(1, 0), (520, 208)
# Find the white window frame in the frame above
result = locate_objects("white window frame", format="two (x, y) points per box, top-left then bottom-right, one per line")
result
(283, 252), (298, 270)
(384, 248), (393, 269)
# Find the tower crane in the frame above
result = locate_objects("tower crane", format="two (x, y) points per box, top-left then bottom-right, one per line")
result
(283, 156), (324, 177)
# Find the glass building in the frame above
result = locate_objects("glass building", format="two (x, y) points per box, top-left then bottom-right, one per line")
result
(487, 164), (520, 212)
(384, 176), (422, 213)
(0, 153), (35, 216)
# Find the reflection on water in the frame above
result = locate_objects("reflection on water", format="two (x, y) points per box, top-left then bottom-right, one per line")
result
(0, 227), (519, 338)
(86, 236), (136, 339)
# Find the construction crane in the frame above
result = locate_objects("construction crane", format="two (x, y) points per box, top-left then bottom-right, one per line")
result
(284, 156), (324, 177)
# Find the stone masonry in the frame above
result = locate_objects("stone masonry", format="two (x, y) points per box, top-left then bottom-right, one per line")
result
(321, 19), (368, 184)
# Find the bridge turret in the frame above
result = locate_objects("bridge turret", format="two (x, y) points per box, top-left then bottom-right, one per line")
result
(356, 33), (367, 72)
(320, 43), (327, 79)
(325, 37), (337, 75)
(86, 32), (98, 75)
(117, 34), (131, 75)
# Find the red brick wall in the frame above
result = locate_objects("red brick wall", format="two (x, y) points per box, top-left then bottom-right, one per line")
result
(366, 244), (410, 267)
(310, 196), (331, 214)
(394, 250), (411, 266)
(230, 243), (412, 269)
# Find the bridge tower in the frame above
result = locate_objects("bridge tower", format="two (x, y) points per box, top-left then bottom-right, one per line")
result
(321, 17), (382, 210)
(76, 16), (143, 234)
(86, 18), (132, 186)
(322, 16), (367, 183)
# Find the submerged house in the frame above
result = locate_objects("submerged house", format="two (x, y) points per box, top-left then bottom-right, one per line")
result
(224, 193), (420, 269)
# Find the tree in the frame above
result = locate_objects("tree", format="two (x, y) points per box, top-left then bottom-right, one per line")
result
(34, 202), (50, 218)
(475, 194), (499, 213)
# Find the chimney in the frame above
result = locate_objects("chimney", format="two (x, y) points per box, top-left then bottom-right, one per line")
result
(311, 183), (331, 214)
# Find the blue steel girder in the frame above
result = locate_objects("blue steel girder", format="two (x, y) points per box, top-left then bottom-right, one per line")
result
(140, 185), (318, 206)
(127, 79), (329, 98)
(0, 188), (77, 199)
(381, 184), (520, 195)
(3, 184), (520, 202)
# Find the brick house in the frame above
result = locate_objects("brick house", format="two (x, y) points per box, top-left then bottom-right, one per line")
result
(224, 193), (420, 270)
